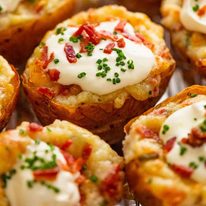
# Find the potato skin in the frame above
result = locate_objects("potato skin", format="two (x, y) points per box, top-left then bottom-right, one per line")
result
(23, 5), (175, 144)
(0, 65), (20, 131)
(124, 85), (206, 206)
(0, 0), (75, 65)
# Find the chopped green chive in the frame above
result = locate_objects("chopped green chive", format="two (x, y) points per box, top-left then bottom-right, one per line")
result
(54, 59), (59, 64)
(162, 125), (170, 135)
(78, 72), (86, 79)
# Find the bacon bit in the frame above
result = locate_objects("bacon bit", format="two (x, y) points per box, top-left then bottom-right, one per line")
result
(136, 125), (159, 139)
(28, 123), (43, 132)
(82, 144), (92, 160)
(48, 69), (60, 81)
(122, 33), (142, 44)
(117, 38), (125, 48)
(61, 150), (84, 173)
(75, 174), (85, 184)
(198, 5), (206, 16)
(151, 108), (167, 115)
(64, 43), (77, 63)
(71, 158), (84, 173)
(61, 150), (75, 166)
(100, 165), (123, 201)
(37, 87), (55, 99)
(40, 46), (54, 69)
(73, 24), (101, 45)
(170, 164), (193, 178)
(182, 127), (206, 147)
(33, 167), (60, 180)
(60, 140), (73, 151)
(115, 20), (127, 33)
(104, 43), (115, 54)
(98, 30), (118, 41)
(59, 85), (82, 96)
(79, 40), (89, 53)
(164, 137), (177, 152)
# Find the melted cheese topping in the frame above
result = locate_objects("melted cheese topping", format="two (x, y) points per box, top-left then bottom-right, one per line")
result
(46, 20), (155, 95)
(0, 0), (21, 13)
(180, 0), (206, 34)
(5, 141), (80, 206)
(160, 101), (206, 183)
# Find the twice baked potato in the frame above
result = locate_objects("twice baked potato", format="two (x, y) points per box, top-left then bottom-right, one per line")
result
(0, 120), (124, 206)
(123, 85), (206, 206)
(0, 0), (75, 65)
(22, 5), (175, 144)
(0, 55), (19, 130)
(161, 0), (206, 76)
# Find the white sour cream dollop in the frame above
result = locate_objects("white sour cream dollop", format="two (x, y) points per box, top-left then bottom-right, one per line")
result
(46, 20), (155, 95)
(5, 141), (80, 206)
(180, 0), (206, 34)
(160, 101), (206, 183)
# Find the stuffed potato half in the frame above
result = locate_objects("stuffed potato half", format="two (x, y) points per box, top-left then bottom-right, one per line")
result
(161, 0), (206, 76)
(0, 0), (75, 65)
(23, 5), (175, 144)
(123, 85), (206, 206)
(0, 120), (124, 206)
(0, 56), (19, 130)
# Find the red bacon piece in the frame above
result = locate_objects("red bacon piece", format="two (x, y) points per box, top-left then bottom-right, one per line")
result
(28, 123), (43, 132)
(104, 42), (115, 54)
(40, 46), (54, 69)
(48, 69), (60, 81)
(64, 43), (77, 63)
(122, 33), (142, 43)
(60, 140), (73, 151)
(82, 144), (92, 160)
(37, 87), (55, 99)
(170, 164), (193, 178)
(164, 137), (176, 152)
(115, 20), (127, 33)
(33, 167), (60, 180)
(117, 38), (125, 48)
(73, 24), (101, 45)
(98, 30), (118, 41)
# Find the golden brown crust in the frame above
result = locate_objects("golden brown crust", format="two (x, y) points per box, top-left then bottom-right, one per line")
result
(0, 65), (20, 130)
(23, 5), (175, 144)
(0, 0), (75, 65)
(124, 85), (206, 206)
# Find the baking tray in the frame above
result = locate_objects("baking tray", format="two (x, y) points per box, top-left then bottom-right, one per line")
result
(5, 1), (197, 205)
